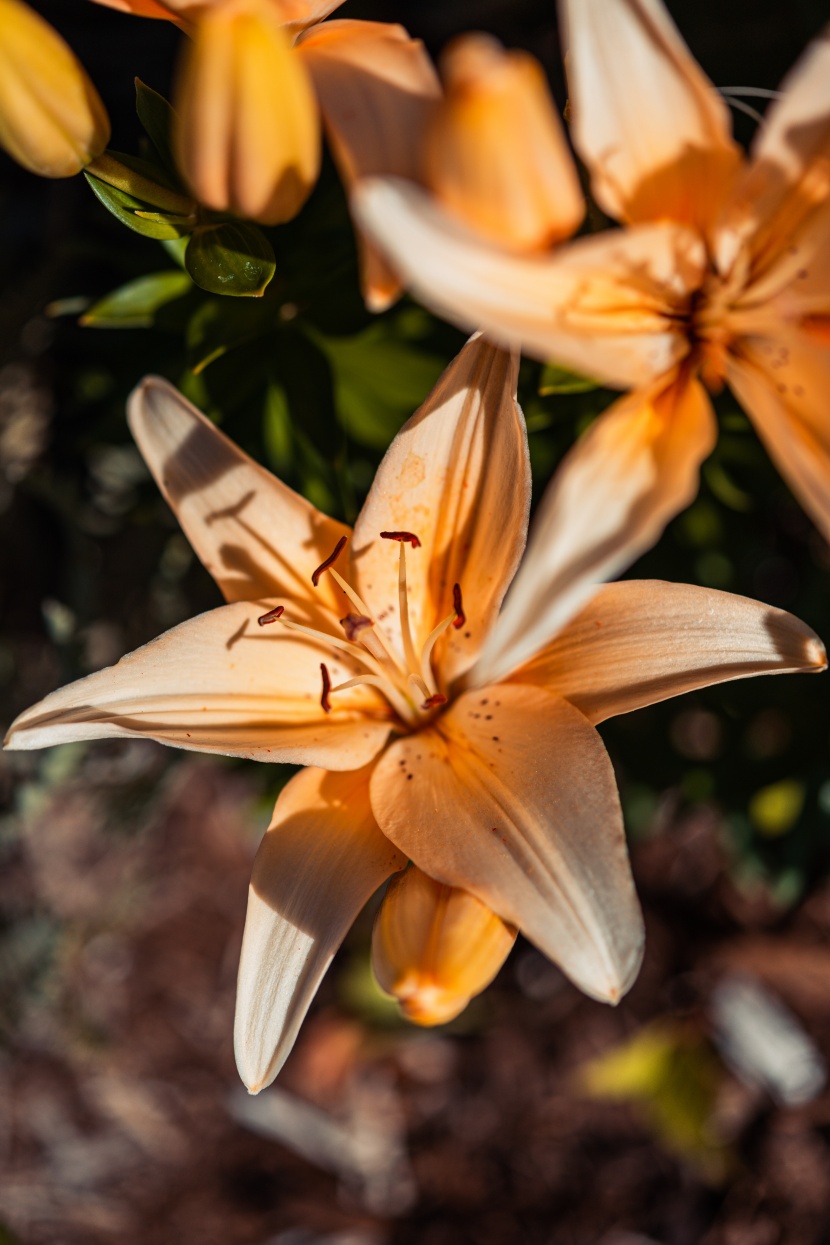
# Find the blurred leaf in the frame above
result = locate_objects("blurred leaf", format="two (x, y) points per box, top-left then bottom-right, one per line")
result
(186, 296), (275, 373)
(704, 459), (753, 511)
(185, 223), (276, 298)
(750, 779), (806, 837)
(85, 173), (192, 240)
(135, 78), (180, 181)
(81, 270), (193, 329)
(539, 362), (600, 395)
(310, 322), (444, 449)
(263, 380), (293, 475)
(582, 1022), (730, 1182)
(162, 236), (189, 269)
(87, 151), (193, 212)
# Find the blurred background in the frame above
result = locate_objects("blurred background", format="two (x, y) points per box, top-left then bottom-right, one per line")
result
(2, 1), (830, 1242)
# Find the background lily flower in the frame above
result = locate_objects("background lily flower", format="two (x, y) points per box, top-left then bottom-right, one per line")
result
(85, 0), (440, 308)
(5, 336), (825, 1092)
(353, 0), (830, 546)
(0, 0), (110, 178)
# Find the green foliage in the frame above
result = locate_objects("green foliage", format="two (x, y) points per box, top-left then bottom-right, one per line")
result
(185, 223), (277, 298)
(81, 271), (193, 328)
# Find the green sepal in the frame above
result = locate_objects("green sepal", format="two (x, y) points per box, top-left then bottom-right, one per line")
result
(538, 362), (600, 395)
(184, 223), (276, 297)
(134, 79), (180, 181)
(80, 270), (193, 328)
(84, 172), (194, 240)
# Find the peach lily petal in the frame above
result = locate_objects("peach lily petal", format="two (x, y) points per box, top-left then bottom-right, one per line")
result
(370, 684), (644, 1003)
(173, 0), (320, 225)
(4, 601), (391, 769)
(352, 178), (699, 386)
(423, 34), (583, 252)
(514, 579), (826, 722)
(728, 335), (830, 544)
(352, 335), (530, 686)
(297, 19), (440, 311)
(471, 371), (716, 687)
(561, 0), (740, 233)
(128, 377), (350, 623)
(235, 764), (403, 1092)
(372, 866), (516, 1026)
(724, 27), (830, 275)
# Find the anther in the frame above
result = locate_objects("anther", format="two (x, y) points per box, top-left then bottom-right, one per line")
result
(311, 535), (347, 587)
(422, 693), (448, 710)
(452, 583), (465, 630)
(320, 663), (332, 713)
(340, 612), (373, 641)
(257, 605), (285, 626)
(380, 530), (422, 548)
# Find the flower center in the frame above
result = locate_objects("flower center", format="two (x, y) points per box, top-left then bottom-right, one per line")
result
(258, 532), (464, 729)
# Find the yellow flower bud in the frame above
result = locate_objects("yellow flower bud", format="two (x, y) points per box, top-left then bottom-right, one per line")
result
(422, 34), (583, 252)
(0, 0), (110, 178)
(372, 866), (517, 1026)
(173, 0), (321, 225)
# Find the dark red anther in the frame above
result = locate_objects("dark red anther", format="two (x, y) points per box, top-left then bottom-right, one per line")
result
(340, 612), (373, 641)
(422, 693), (448, 710)
(452, 583), (465, 630)
(320, 663), (332, 714)
(257, 605), (285, 626)
(311, 535), (347, 587)
(380, 530), (421, 548)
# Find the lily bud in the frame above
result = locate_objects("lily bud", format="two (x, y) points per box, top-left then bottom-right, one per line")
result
(422, 34), (583, 252)
(0, 0), (110, 178)
(372, 866), (517, 1026)
(173, 0), (321, 225)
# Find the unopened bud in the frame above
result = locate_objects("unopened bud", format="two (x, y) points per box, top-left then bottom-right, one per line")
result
(423, 34), (583, 252)
(0, 0), (110, 178)
(173, 0), (321, 225)
(372, 865), (517, 1025)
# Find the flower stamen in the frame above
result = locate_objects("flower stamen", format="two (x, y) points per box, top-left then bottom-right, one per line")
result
(380, 530), (422, 548)
(452, 583), (465, 630)
(320, 662), (332, 713)
(257, 605), (285, 626)
(311, 535), (347, 587)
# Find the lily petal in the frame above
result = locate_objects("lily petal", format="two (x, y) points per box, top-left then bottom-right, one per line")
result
(370, 684), (644, 1003)
(236, 764), (404, 1092)
(728, 331), (830, 544)
(128, 376), (350, 622)
(513, 579), (826, 722)
(423, 34), (583, 251)
(471, 372), (716, 687)
(298, 19), (440, 311)
(561, 0), (740, 232)
(352, 178), (698, 384)
(351, 335), (530, 684)
(724, 27), (830, 276)
(372, 865), (516, 1026)
(173, 0), (320, 225)
(4, 601), (391, 769)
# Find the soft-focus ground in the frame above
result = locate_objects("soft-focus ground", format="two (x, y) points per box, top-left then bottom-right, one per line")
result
(3, 742), (830, 1245)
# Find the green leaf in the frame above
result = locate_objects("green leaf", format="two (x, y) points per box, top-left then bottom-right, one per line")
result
(310, 322), (445, 449)
(538, 362), (600, 395)
(81, 270), (193, 328)
(186, 296), (275, 373)
(135, 78), (180, 180)
(161, 236), (189, 269)
(185, 223), (276, 298)
(86, 151), (193, 212)
(263, 381), (293, 475)
(84, 172), (193, 240)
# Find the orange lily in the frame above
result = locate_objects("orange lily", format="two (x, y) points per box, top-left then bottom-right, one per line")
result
(87, 0), (440, 308)
(0, 0), (110, 178)
(354, 0), (830, 544)
(5, 337), (824, 1090)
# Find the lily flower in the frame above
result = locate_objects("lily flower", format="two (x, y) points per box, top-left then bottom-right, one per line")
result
(5, 336), (824, 1091)
(86, 0), (440, 309)
(0, 0), (110, 178)
(353, 0), (830, 544)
